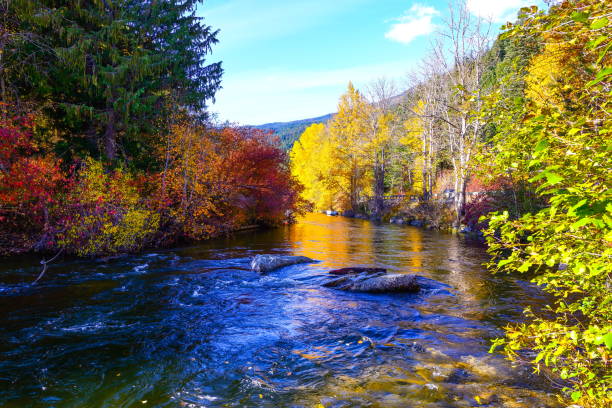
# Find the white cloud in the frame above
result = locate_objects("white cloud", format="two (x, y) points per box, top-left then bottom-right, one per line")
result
(385, 3), (439, 45)
(466, 0), (534, 23)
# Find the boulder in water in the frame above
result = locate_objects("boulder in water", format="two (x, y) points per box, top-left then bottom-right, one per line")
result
(329, 267), (387, 275)
(250, 255), (316, 273)
(323, 271), (419, 293)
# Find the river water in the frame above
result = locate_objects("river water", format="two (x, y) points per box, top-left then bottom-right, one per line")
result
(0, 213), (560, 408)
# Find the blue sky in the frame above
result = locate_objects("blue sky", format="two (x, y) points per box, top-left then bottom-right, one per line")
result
(199, 0), (543, 125)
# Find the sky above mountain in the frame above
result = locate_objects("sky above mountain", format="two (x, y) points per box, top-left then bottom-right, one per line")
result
(199, 0), (544, 125)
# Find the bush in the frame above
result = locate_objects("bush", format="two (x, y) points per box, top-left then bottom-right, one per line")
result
(57, 159), (159, 257)
(0, 114), (70, 254)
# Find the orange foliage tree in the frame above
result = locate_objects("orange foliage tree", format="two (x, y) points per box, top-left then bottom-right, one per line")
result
(154, 123), (302, 243)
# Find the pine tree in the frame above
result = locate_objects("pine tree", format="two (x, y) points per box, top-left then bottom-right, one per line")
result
(5, 0), (222, 163)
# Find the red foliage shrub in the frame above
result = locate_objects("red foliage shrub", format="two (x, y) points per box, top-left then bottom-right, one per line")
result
(152, 124), (303, 243)
(0, 114), (72, 253)
(214, 127), (302, 225)
(462, 194), (498, 231)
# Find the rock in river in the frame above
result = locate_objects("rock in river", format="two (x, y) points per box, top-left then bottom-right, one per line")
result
(323, 268), (420, 293)
(250, 255), (316, 273)
(329, 267), (387, 275)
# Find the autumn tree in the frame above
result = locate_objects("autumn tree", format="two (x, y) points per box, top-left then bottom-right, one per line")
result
(156, 123), (300, 241)
(290, 123), (339, 211)
(365, 78), (399, 218)
(328, 82), (372, 211)
(0, 112), (68, 254)
(427, 1), (491, 223)
(404, 56), (449, 199)
(483, 1), (612, 406)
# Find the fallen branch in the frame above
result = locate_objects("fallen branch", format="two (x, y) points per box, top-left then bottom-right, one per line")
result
(32, 248), (64, 285)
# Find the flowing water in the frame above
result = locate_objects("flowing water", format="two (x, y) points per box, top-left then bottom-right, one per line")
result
(0, 213), (560, 408)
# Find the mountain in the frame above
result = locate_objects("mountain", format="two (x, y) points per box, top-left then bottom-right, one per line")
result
(253, 91), (409, 151)
(253, 113), (334, 150)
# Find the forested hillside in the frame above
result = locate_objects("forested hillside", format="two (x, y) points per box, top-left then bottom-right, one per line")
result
(253, 113), (334, 150)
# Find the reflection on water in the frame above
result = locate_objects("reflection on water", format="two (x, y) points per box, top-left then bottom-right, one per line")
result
(0, 213), (559, 407)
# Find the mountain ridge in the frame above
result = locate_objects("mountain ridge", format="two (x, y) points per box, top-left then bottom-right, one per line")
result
(253, 90), (408, 150)
(253, 113), (334, 150)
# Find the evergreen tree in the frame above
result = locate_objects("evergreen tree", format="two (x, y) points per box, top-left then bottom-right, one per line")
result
(5, 0), (222, 163)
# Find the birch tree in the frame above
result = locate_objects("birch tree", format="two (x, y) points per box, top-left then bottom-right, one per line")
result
(365, 77), (399, 218)
(431, 1), (491, 223)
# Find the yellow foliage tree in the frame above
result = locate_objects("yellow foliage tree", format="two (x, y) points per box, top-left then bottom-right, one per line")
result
(290, 124), (337, 210)
(400, 101), (426, 195)
(525, 42), (581, 110)
(329, 82), (372, 210)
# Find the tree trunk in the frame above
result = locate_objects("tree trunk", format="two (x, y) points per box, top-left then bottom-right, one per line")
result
(104, 110), (117, 160)
(452, 161), (462, 227)
(0, 38), (7, 121)
(373, 157), (385, 218)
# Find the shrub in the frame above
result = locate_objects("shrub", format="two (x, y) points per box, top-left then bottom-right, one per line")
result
(57, 159), (159, 257)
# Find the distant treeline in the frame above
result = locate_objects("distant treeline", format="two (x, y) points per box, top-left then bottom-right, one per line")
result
(253, 114), (334, 150)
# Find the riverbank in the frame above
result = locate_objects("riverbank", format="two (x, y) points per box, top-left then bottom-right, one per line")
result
(333, 202), (486, 240)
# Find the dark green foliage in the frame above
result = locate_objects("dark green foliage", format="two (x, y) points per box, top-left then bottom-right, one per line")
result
(5, 0), (222, 164)
(482, 9), (542, 94)
(254, 113), (333, 150)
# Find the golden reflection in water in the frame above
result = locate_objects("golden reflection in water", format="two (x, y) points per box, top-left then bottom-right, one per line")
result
(442, 236), (491, 320)
(288, 213), (372, 268)
(403, 226), (423, 269)
(289, 213), (426, 272)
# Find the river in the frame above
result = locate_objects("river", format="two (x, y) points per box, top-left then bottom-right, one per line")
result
(0, 213), (560, 407)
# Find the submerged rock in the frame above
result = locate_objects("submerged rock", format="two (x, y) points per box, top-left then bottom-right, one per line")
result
(250, 255), (316, 273)
(329, 267), (387, 276)
(324, 271), (420, 293)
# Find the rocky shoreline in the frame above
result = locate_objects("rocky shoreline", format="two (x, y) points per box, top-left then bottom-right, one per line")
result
(328, 211), (485, 240)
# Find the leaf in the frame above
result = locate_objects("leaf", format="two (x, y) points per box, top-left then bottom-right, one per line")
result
(604, 332), (612, 350)
(534, 139), (549, 153)
(571, 391), (582, 402)
(590, 17), (609, 30)
(570, 199), (588, 213)
(498, 259), (513, 268)
(596, 42), (612, 65)
(587, 35), (607, 48)
(596, 67), (612, 79)
(545, 173), (564, 186)
(587, 67), (612, 87)
(571, 218), (592, 229)
(570, 11), (589, 23)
